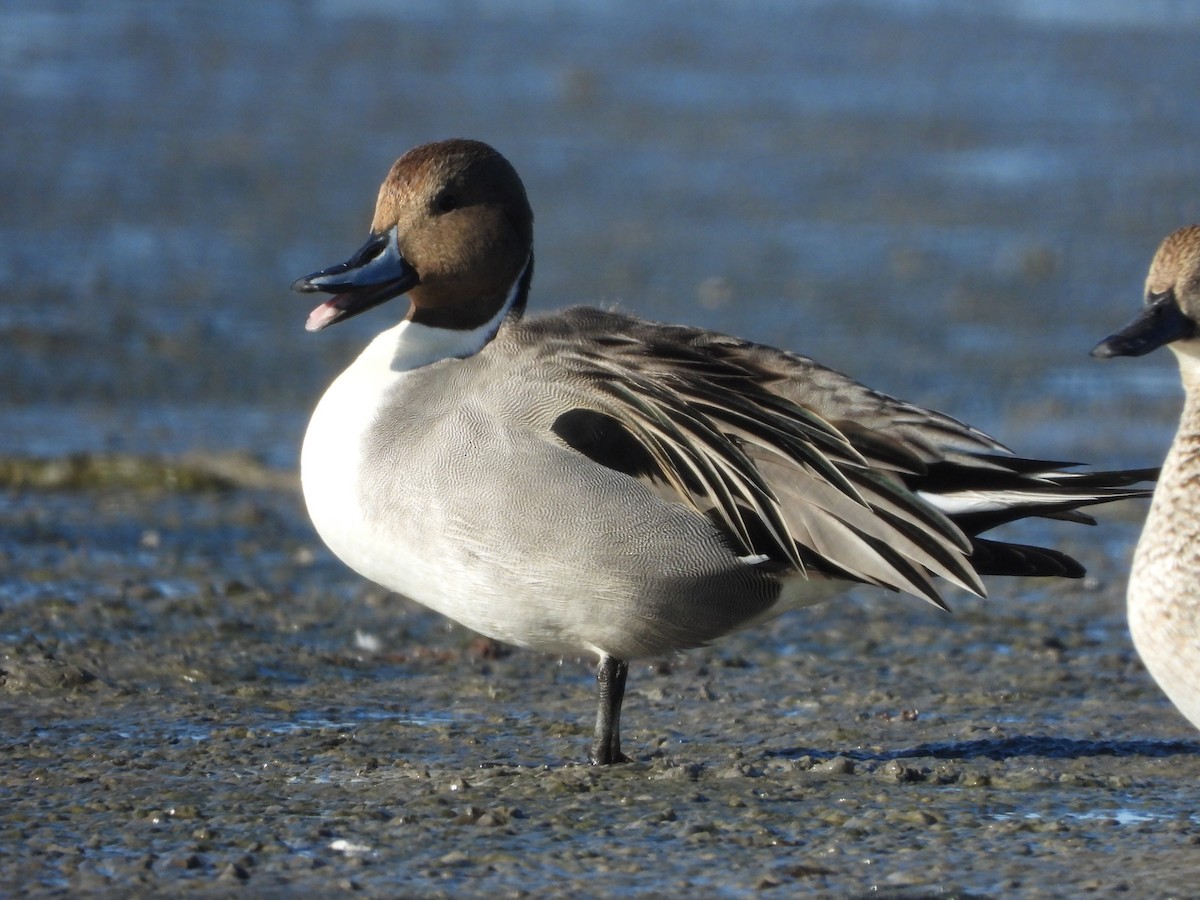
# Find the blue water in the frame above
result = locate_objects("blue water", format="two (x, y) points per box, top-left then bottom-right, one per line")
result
(3, 0), (1197, 468)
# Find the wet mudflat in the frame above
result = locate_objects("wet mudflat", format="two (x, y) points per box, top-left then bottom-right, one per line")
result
(3, 473), (1199, 897)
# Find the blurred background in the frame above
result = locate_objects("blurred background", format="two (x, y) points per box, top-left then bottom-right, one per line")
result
(4, 0), (1200, 471)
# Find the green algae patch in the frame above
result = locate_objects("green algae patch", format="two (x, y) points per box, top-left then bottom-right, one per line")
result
(0, 452), (296, 493)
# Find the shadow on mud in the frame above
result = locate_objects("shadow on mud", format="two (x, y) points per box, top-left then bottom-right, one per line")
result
(772, 736), (1200, 762)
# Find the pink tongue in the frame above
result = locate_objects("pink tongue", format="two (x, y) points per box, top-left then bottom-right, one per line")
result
(306, 299), (341, 332)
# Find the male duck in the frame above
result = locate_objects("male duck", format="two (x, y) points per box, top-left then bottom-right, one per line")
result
(295, 139), (1154, 764)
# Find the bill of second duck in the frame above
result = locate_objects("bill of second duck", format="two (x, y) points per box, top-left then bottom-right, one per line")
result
(294, 138), (1156, 765)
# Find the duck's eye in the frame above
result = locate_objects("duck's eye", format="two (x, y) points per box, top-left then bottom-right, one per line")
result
(435, 192), (458, 213)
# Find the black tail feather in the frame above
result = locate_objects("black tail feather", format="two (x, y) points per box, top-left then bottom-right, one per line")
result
(969, 537), (1086, 579)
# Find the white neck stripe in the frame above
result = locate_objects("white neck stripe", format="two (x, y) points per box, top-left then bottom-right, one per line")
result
(381, 255), (530, 373)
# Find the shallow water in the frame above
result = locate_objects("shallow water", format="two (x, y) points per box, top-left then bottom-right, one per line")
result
(4, 0), (1200, 895)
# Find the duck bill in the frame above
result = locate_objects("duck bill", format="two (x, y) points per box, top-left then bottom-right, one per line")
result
(1091, 292), (1196, 359)
(291, 227), (419, 332)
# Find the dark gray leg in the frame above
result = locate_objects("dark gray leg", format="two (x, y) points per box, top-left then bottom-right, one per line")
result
(589, 654), (630, 765)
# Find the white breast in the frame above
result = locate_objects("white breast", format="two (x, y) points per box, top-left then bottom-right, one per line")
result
(301, 326), (410, 590)
(300, 306), (554, 646)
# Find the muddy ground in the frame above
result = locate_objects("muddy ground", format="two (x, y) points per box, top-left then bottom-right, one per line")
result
(2, 464), (1198, 898)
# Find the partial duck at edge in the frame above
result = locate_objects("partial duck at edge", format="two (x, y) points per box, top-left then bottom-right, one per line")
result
(1094, 224), (1200, 732)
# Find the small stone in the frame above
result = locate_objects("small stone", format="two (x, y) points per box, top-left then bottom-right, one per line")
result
(812, 756), (854, 775)
(164, 853), (204, 870)
(216, 862), (250, 882)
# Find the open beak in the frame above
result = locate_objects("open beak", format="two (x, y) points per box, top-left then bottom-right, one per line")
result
(1091, 291), (1196, 359)
(291, 226), (419, 332)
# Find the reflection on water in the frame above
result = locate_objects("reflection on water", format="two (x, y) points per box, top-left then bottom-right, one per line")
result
(4, 0), (1199, 468)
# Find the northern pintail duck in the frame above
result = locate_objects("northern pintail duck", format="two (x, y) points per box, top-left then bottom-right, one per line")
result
(295, 139), (1155, 764)
(1094, 224), (1200, 732)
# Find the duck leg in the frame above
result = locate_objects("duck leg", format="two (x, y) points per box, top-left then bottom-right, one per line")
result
(590, 654), (630, 765)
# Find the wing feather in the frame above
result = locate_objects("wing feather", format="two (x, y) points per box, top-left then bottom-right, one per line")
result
(551, 340), (980, 604)
(514, 307), (1153, 605)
